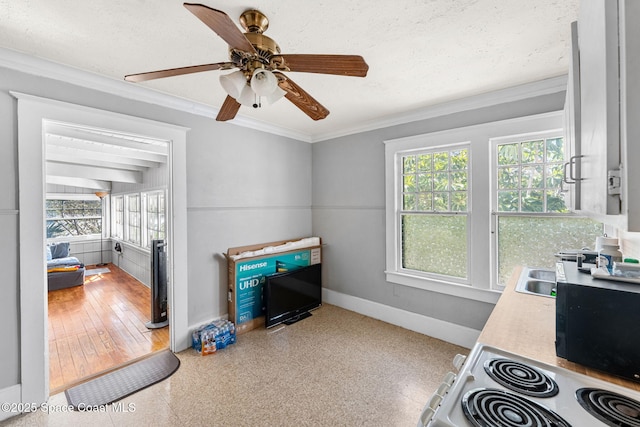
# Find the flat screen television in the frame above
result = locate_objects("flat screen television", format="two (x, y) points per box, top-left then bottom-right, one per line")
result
(264, 263), (322, 328)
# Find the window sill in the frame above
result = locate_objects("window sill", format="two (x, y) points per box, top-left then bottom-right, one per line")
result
(385, 270), (501, 304)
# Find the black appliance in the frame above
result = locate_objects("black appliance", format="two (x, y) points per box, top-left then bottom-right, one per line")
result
(146, 239), (169, 329)
(264, 263), (322, 328)
(555, 261), (640, 382)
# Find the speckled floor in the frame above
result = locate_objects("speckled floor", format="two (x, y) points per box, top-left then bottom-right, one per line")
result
(1, 304), (468, 427)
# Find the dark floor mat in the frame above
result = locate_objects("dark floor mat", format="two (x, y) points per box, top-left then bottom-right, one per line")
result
(65, 349), (180, 409)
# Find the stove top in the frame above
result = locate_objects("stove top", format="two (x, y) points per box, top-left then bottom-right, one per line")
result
(425, 343), (640, 427)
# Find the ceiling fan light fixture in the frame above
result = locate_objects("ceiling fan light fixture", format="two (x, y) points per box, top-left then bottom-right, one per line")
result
(265, 86), (286, 105)
(250, 68), (279, 96)
(237, 84), (258, 107)
(219, 70), (247, 99)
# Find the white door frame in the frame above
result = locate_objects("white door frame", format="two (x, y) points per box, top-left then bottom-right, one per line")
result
(13, 92), (189, 405)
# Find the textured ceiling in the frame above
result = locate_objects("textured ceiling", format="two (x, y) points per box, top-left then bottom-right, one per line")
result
(0, 0), (579, 140)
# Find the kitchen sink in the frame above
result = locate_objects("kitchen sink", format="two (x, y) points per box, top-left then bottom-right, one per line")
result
(527, 269), (556, 282)
(523, 280), (555, 295)
(515, 267), (556, 298)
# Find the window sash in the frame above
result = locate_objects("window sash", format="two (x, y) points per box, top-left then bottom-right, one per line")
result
(399, 212), (470, 283)
(45, 198), (102, 238)
(395, 144), (471, 283)
(490, 131), (603, 289)
(126, 194), (141, 245)
(111, 190), (166, 250)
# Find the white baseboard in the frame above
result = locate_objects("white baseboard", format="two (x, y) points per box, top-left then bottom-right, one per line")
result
(0, 384), (22, 422)
(322, 288), (480, 349)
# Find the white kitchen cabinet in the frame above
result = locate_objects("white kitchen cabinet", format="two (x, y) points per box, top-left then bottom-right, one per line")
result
(562, 21), (581, 211)
(567, 0), (640, 231)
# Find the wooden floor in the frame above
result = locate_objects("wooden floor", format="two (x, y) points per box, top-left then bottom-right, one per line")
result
(47, 263), (169, 393)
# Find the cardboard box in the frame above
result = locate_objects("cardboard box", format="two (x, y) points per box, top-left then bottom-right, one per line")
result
(226, 237), (322, 335)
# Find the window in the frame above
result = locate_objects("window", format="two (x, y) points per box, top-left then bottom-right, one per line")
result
(400, 146), (470, 280)
(111, 189), (167, 251)
(46, 197), (101, 238)
(145, 191), (166, 247)
(495, 136), (566, 213)
(126, 194), (141, 245)
(492, 133), (603, 286)
(385, 112), (603, 303)
(112, 195), (124, 240)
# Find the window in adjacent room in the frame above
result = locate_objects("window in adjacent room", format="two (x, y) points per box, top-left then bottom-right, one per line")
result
(145, 190), (166, 248)
(111, 195), (124, 240)
(46, 197), (101, 238)
(125, 193), (141, 245)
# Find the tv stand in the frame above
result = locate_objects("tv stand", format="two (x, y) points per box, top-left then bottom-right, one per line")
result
(283, 311), (312, 325)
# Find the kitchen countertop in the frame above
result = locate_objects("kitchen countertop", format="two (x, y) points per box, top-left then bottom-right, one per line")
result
(478, 265), (640, 392)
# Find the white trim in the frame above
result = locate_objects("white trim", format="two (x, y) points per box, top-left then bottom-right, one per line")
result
(323, 288), (479, 349)
(16, 96), (48, 406)
(0, 47), (567, 144)
(0, 385), (21, 422)
(312, 75), (568, 142)
(384, 112), (566, 300)
(0, 48), (311, 143)
(13, 92), (190, 407)
(46, 193), (101, 200)
(385, 271), (501, 304)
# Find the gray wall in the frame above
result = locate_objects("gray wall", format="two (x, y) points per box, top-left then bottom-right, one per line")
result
(0, 64), (311, 390)
(312, 93), (566, 331)
(0, 55), (565, 393)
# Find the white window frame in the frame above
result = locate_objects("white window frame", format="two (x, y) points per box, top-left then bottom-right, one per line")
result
(45, 193), (103, 242)
(385, 111), (565, 303)
(396, 143), (472, 285)
(125, 193), (141, 245)
(144, 190), (166, 248)
(112, 189), (167, 251)
(111, 195), (124, 240)
(489, 130), (610, 288)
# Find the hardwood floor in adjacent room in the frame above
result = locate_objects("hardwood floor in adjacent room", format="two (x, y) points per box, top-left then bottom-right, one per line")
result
(47, 263), (169, 393)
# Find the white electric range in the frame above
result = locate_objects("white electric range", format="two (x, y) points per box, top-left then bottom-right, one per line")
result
(419, 343), (640, 426)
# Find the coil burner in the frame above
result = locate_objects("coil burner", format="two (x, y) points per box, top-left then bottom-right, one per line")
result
(462, 388), (571, 427)
(484, 358), (559, 398)
(576, 388), (640, 427)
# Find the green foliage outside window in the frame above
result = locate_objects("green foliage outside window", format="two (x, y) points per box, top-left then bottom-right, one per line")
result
(496, 137), (566, 213)
(402, 147), (469, 213)
(46, 199), (102, 238)
(401, 146), (469, 279)
(495, 136), (602, 286)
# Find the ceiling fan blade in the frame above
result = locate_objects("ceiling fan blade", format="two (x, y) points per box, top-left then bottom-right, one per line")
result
(275, 73), (329, 121)
(183, 3), (257, 54)
(216, 95), (241, 121)
(275, 54), (369, 77)
(125, 62), (235, 82)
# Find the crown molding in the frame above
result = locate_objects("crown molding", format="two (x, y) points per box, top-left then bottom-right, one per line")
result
(0, 47), (312, 142)
(1, 47), (567, 144)
(310, 75), (568, 142)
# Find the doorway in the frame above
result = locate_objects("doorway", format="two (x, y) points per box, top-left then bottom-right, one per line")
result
(15, 92), (189, 404)
(44, 118), (173, 391)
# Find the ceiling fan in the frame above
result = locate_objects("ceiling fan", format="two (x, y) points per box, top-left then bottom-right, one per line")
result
(124, 3), (369, 122)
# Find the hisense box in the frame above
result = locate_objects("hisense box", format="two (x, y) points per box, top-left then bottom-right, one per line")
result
(226, 238), (322, 335)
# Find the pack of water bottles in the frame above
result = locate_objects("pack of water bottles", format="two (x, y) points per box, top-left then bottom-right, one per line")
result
(191, 319), (236, 355)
